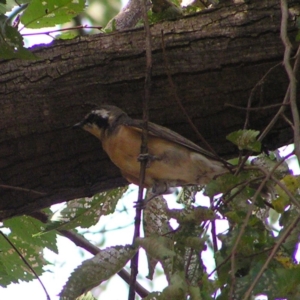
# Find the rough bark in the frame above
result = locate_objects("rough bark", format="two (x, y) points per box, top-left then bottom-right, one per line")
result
(0, 0), (299, 219)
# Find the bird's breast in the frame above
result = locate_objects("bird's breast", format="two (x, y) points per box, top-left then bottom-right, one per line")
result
(101, 125), (224, 188)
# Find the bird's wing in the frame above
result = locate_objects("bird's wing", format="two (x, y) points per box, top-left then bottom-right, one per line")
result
(124, 118), (219, 161)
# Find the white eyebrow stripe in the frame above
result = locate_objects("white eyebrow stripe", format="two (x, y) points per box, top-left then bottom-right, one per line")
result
(92, 109), (109, 118)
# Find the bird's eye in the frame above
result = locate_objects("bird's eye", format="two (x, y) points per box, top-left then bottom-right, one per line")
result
(85, 112), (109, 129)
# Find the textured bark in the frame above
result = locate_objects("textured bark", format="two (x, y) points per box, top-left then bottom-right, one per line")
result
(0, 0), (299, 219)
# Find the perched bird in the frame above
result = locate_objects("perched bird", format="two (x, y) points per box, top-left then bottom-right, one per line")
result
(74, 105), (227, 194)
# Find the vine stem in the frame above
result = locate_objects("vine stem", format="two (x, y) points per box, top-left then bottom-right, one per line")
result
(128, 0), (152, 299)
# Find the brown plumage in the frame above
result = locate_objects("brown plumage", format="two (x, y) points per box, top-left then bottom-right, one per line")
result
(74, 105), (227, 194)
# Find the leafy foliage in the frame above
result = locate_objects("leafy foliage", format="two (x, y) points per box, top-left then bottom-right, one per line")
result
(2, 146), (300, 299)
(226, 129), (261, 152)
(45, 187), (127, 231)
(20, 0), (85, 29)
(1, 0), (300, 299)
(0, 214), (57, 286)
(0, 0), (121, 59)
(60, 245), (137, 299)
(0, 15), (36, 59)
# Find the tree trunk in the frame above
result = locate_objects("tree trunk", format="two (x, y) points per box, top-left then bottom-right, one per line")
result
(0, 0), (299, 219)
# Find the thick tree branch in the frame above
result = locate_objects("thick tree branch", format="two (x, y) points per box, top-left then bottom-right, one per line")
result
(0, 0), (299, 219)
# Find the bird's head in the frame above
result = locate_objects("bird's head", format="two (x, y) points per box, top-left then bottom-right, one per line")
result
(73, 105), (128, 140)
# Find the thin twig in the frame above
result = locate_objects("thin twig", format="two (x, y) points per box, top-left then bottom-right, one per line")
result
(271, 173), (300, 211)
(128, 1), (152, 299)
(0, 231), (50, 300)
(243, 62), (282, 130)
(21, 25), (102, 36)
(208, 246), (273, 279)
(225, 102), (289, 111)
(281, 112), (295, 129)
(210, 197), (219, 254)
(259, 45), (300, 143)
(235, 46), (300, 176)
(161, 31), (230, 168)
(280, 0), (300, 165)
(0, 184), (47, 196)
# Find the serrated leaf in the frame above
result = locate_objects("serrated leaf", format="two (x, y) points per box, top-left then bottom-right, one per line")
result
(60, 245), (137, 299)
(226, 129), (261, 152)
(143, 195), (173, 279)
(136, 236), (175, 261)
(272, 175), (300, 213)
(0, 215), (58, 286)
(3, 216), (58, 253)
(21, 0), (85, 29)
(76, 292), (97, 300)
(161, 272), (187, 299)
(167, 206), (215, 224)
(0, 233), (45, 283)
(251, 153), (289, 179)
(46, 187), (127, 231)
(0, 260), (17, 287)
(144, 194), (172, 236)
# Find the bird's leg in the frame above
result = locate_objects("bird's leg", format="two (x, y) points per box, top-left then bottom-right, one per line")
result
(137, 153), (161, 168)
(134, 181), (175, 208)
(151, 181), (173, 195)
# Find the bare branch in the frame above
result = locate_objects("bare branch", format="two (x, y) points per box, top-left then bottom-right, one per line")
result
(280, 0), (300, 165)
(129, 1), (153, 299)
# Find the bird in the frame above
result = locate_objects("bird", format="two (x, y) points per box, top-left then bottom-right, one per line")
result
(73, 105), (228, 195)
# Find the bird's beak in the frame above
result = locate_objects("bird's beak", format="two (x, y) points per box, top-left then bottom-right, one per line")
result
(73, 121), (83, 129)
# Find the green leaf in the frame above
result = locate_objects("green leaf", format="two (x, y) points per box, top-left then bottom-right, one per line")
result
(0, 260), (17, 287)
(167, 206), (215, 225)
(142, 292), (163, 300)
(0, 233), (45, 283)
(0, 15), (36, 60)
(143, 195), (173, 279)
(45, 187), (127, 231)
(56, 31), (78, 40)
(161, 272), (187, 300)
(21, 0), (86, 29)
(226, 129), (261, 152)
(76, 292), (98, 300)
(136, 236), (176, 261)
(251, 153), (289, 179)
(0, 215), (58, 286)
(272, 175), (300, 213)
(274, 268), (300, 298)
(60, 245), (137, 299)
(3, 215), (58, 253)
(204, 173), (240, 197)
(152, 0), (183, 21)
